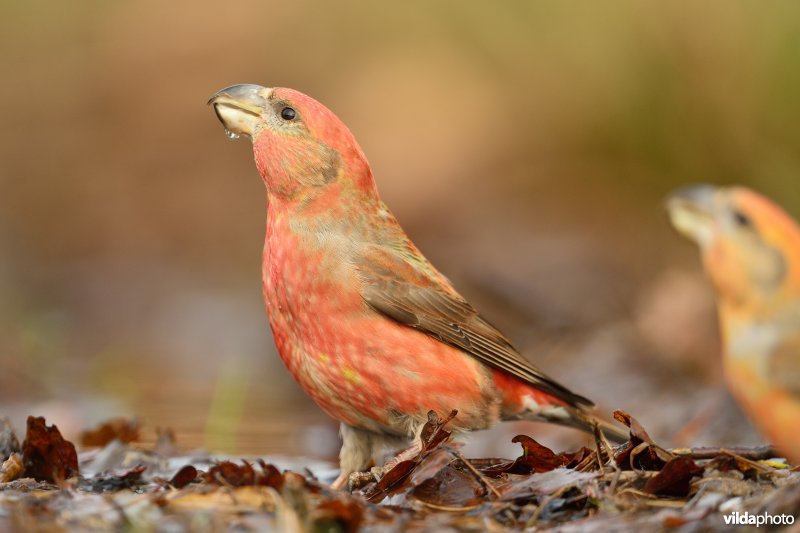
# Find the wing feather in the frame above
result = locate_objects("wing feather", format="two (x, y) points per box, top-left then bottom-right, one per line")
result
(357, 245), (592, 407)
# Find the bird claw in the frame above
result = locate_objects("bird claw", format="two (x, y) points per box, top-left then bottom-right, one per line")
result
(347, 470), (378, 490)
(370, 465), (387, 480)
(331, 467), (386, 491)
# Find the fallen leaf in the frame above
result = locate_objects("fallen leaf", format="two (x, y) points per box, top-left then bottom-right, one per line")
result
(409, 446), (457, 487)
(612, 410), (671, 471)
(420, 409), (458, 452)
(410, 464), (484, 510)
(203, 460), (284, 488)
(613, 410), (656, 444)
(480, 437), (592, 476)
(169, 465), (198, 488)
(644, 456), (703, 496)
(21, 416), (79, 482)
(79, 418), (140, 447)
(312, 498), (364, 533)
(499, 468), (598, 501)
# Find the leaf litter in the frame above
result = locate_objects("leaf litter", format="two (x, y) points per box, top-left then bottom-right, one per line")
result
(0, 411), (796, 531)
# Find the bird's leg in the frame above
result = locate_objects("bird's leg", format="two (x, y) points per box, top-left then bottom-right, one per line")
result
(331, 424), (375, 490)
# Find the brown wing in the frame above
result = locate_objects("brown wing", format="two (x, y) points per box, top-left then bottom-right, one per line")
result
(357, 245), (593, 408)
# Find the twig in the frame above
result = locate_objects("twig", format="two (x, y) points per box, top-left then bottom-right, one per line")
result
(670, 445), (776, 461)
(454, 451), (501, 500)
(575, 455), (596, 472)
(718, 450), (775, 474)
(593, 421), (616, 468)
(526, 485), (571, 527)
(616, 487), (657, 499)
(684, 482), (710, 510)
(417, 501), (482, 512)
(641, 499), (687, 508)
(628, 442), (651, 470)
(607, 465), (622, 495)
(592, 424), (605, 471)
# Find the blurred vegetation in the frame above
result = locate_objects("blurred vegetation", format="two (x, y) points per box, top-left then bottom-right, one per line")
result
(1, 1), (799, 459)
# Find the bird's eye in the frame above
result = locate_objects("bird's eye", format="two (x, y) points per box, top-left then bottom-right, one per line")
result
(733, 210), (752, 228)
(280, 107), (296, 121)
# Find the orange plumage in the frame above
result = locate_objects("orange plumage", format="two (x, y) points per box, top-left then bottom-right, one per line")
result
(667, 184), (800, 463)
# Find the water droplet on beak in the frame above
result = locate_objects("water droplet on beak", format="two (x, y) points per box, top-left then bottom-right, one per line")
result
(224, 129), (240, 140)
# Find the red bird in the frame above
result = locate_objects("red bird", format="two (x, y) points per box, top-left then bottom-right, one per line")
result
(208, 84), (622, 487)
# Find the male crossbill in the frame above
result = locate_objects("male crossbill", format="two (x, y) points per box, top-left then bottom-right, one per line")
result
(208, 84), (624, 487)
(667, 184), (800, 463)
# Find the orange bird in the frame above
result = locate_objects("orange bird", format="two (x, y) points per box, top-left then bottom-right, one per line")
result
(667, 184), (800, 464)
(208, 84), (623, 487)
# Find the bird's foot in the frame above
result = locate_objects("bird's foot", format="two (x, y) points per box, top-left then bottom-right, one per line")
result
(349, 470), (378, 490)
(331, 470), (380, 491)
(330, 441), (424, 491)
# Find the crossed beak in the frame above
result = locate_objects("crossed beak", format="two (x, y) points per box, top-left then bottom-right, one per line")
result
(665, 183), (718, 247)
(208, 84), (272, 138)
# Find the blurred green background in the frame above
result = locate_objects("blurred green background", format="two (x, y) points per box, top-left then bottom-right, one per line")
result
(2, 1), (800, 461)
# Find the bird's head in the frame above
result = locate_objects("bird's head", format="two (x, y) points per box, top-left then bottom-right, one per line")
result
(666, 184), (800, 316)
(208, 84), (375, 201)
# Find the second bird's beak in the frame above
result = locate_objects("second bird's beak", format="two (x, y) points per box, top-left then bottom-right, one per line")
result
(666, 184), (719, 247)
(208, 84), (271, 139)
